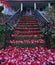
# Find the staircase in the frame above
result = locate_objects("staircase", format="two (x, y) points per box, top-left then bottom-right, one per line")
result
(9, 15), (46, 47)
(0, 13), (55, 65)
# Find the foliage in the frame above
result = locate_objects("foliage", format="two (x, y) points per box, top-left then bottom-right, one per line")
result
(0, 25), (5, 32)
(51, 34), (55, 38)
(51, 0), (55, 5)
(0, 6), (4, 12)
(51, 0), (55, 8)
(0, 25), (5, 48)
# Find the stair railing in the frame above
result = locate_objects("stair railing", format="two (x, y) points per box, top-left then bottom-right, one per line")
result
(34, 10), (49, 25)
(4, 9), (23, 49)
(34, 10), (51, 49)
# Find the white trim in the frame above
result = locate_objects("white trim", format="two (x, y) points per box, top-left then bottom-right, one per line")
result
(21, 3), (23, 11)
(34, 2), (36, 10)
(48, 2), (51, 8)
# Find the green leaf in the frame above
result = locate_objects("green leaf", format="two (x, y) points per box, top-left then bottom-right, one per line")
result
(52, 34), (55, 38)
(10, 26), (15, 31)
(0, 6), (4, 12)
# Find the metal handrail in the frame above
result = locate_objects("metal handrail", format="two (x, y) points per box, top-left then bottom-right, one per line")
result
(38, 10), (49, 23)
(34, 10), (49, 25)
(34, 10), (51, 49)
(4, 9), (23, 49)
(5, 9), (22, 27)
(5, 9), (20, 23)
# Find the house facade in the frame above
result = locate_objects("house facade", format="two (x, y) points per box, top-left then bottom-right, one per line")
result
(6, 0), (51, 11)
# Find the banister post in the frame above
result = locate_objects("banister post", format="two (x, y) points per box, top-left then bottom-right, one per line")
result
(21, 2), (23, 11)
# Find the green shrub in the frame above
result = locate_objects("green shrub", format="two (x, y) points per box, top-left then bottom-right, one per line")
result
(0, 6), (4, 12)
(51, 0), (55, 11)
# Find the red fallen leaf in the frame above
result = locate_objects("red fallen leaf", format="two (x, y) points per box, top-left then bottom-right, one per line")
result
(39, 39), (45, 43)
(16, 40), (19, 43)
(37, 34), (42, 37)
(0, 47), (55, 65)
(31, 39), (35, 43)
(31, 61), (41, 65)
(54, 63), (55, 65)
(10, 40), (13, 43)
(53, 26), (55, 29)
(15, 30), (19, 32)
(19, 40), (23, 43)
(8, 62), (16, 65)
(11, 34), (17, 37)
(53, 16), (55, 18)
(35, 39), (42, 43)
(1, 61), (8, 65)
(36, 40), (40, 43)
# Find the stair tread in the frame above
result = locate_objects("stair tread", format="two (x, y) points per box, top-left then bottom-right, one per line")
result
(8, 15), (46, 47)
(16, 27), (40, 29)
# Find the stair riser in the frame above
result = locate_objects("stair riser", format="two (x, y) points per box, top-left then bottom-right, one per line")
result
(15, 28), (40, 30)
(12, 34), (42, 37)
(8, 16), (45, 45)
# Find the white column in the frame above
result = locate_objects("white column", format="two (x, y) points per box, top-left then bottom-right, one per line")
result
(21, 3), (23, 11)
(34, 2), (36, 10)
(48, 2), (51, 8)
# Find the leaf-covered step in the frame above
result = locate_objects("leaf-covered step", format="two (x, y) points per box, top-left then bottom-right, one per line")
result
(11, 34), (43, 38)
(18, 24), (38, 26)
(17, 25), (39, 28)
(9, 39), (45, 44)
(16, 24), (39, 27)
(13, 43), (46, 48)
(19, 21), (37, 23)
(18, 23), (38, 25)
(15, 28), (40, 31)
(14, 30), (41, 33)
(14, 31), (42, 35)
(12, 36), (40, 40)
(7, 15), (45, 47)
(20, 18), (36, 21)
